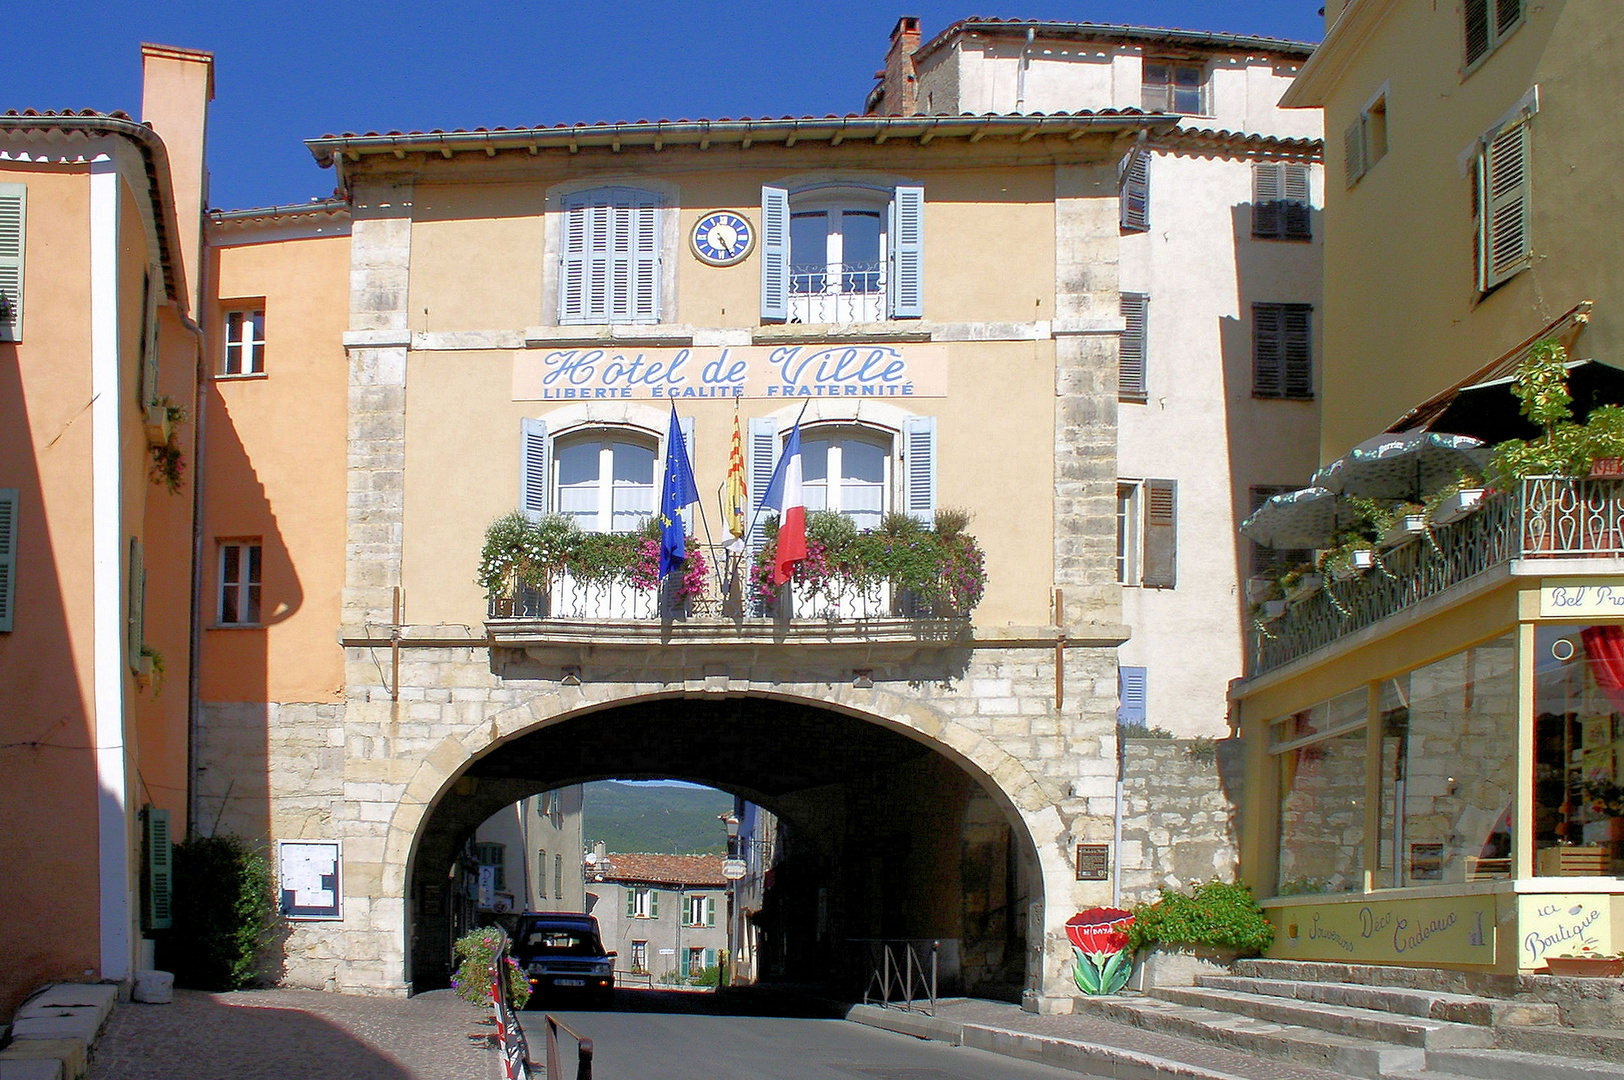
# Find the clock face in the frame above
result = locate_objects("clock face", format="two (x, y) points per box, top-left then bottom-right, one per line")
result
(691, 211), (755, 266)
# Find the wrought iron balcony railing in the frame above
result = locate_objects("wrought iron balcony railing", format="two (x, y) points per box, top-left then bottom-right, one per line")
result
(1251, 477), (1624, 675)
(789, 262), (886, 324)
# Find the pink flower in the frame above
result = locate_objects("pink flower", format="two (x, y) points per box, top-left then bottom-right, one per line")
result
(1065, 908), (1134, 955)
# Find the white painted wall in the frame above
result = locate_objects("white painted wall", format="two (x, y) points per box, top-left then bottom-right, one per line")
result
(472, 784), (585, 912)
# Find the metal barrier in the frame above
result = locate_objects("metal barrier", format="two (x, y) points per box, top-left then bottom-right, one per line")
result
(613, 968), (654, 990)
(542, 1014), (594, 1080)
(860, 939), (939, 1016)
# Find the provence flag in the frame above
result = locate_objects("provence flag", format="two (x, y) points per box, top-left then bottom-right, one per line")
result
(659, 406), (699, 579)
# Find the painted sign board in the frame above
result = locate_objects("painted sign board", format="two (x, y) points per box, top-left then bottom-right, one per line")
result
(1518, 894), (1614, 969)
(1269, 895), (1496, 966)
(1539, 579), (1624, 618)
(513, 344), (948, 401)
(278, 840), (342, 921)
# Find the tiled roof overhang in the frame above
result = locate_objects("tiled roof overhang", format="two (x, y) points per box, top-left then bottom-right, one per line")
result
(914, 18), (1318, 66)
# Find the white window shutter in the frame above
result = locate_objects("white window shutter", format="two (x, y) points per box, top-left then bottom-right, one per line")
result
(0, 184), (25, 342)
(1483, 122), (1531, 288)
(1343, 120), (1365, 188)
(903, 415), (937, 524)
(520, 418), (550, 519)
(0, 488), (17, 631)
(889, 185), (925, 319)
(747, 416), (779, 560)
(760, 186), (790, 322)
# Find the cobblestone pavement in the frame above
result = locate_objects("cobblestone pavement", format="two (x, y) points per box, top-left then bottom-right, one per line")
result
(87, 989), (500, 1080)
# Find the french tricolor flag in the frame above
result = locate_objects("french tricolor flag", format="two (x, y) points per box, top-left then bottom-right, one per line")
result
(761, 422), (807, 586)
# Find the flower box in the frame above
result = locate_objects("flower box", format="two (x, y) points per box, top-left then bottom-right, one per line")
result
(1379, 514), (1427, 550)
(143, 403), (172, 447)
(1284, 574), (1322, 603)
(1543, 956), (1624, 978)
(1245, 577), (1277, 604)
(1329, 550), (1374, 582)
(1126, 945), (1242, 990)
(1259, 600), (1286, 621)
(1430, 488), (1485, 527)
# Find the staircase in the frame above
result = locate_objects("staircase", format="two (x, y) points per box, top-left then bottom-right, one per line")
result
(1071, 958), (1624, 1079)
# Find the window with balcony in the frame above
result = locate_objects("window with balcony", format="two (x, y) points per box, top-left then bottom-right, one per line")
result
(1464, 0), (1523, 69)
(217, 540), (262, 625)
(801, 428), (890, 531)
(761, 184), (923, 324)
(1141, 60), (1207, 115)
(558, 187), (662, 325)
(222, 307), (265, 376)
(553, 434), (658, 533)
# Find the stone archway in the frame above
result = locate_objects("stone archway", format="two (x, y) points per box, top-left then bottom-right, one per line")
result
(386, 687), (1072, 1000)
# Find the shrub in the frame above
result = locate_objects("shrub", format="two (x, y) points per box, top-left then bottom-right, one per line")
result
(451, 927), (531, 1009)
(1127, 880), (1274, 955)
(158, 835), (280, 990)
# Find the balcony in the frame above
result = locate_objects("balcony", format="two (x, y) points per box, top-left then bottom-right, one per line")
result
(1251, 477), (1624, 675)
(789, 262), (886, 325)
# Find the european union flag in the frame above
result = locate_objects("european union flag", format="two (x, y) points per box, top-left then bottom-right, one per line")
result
(659, 406), (699, 579)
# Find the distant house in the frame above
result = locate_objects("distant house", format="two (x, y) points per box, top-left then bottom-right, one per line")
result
(587, 853), (728, 982)
(470, 786), (585, 915)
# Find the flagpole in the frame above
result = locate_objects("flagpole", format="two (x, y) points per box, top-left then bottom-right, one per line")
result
(741, 400), (811, 549)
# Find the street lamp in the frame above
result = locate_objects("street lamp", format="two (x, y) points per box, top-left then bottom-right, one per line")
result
(720, 812), (740, 987)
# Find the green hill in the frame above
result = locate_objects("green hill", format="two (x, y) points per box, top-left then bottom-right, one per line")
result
(581, 781), (734, 855)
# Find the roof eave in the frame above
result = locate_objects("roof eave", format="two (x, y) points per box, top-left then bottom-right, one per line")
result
(917, 19), (1317, 67)
(1279, 0), (1399, 109)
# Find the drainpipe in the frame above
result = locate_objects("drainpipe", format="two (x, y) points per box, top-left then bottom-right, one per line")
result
(1112, 736), (1124, 910)
(1015, 27), (1036, 113)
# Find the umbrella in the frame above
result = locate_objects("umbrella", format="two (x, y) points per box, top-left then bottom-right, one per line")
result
(1313, 429), (1489, 500)
(1239, 487), (1360, 549)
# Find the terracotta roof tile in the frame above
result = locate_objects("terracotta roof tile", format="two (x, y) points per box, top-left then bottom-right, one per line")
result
(597, 853), (727, 887)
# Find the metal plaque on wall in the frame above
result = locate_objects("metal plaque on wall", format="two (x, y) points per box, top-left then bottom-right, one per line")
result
(1076, 844), (1110, 881)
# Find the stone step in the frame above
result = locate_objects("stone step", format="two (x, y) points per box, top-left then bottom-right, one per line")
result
(1418, 1048), (1624, 1080)
(1151, 986), (1495, 1050)
(1234, 960), (1502, 997)
(1492, 1023), (1624, 1064)
(1072, 993), (1428, 1079)
(1195, 975), (1560, 1028)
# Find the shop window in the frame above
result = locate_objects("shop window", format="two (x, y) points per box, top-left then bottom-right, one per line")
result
(1535, 626), (1624, 878)
(217, 540), (262, 625)
(1272, 689), (1367, 896)
(1379, 635), (1518, 887)
(558, 187), (662, 325)
(222, 307), (265, 376)
(760, 184), (923, 323)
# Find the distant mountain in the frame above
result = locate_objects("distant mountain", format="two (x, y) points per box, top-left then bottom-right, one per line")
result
(581, 781), (734, 856)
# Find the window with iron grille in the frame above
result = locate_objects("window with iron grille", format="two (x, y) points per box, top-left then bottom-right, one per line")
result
(1464, 0), (1523, 68)
(1252, 304), (1313, 400)
(1253, 163), (1312, 241)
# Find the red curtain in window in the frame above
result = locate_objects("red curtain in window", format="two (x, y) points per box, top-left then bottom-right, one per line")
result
(1580, 625), (1624, 712)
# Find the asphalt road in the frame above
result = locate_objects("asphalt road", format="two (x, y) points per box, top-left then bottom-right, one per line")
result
(521, 988), (1083, 1080)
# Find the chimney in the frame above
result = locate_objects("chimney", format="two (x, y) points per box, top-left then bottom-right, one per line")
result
(140, 43), (214, 317)
(874, 16), (923, 116)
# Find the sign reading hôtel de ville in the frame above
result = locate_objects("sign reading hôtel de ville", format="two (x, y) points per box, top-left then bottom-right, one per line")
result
(513, 345), (948, 401)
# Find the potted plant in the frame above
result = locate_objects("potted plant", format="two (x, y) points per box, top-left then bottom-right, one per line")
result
(1543, 945), (1624, 978)
(1126, 880), (1274, 989)
(1426, 477), (1486, 527)
(1278, 563), (1322, 604)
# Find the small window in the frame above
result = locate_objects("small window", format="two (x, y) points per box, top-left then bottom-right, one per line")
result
(1475, 118), (1532, 292)
(686, 946), (706, 977)
(559, 187), (662, 325)
(1249, 486), (1313, 578)
(217, 541), (263, 625)
(1119, 293), (1148, 400)
(630, 940), (648, 972)
(1117, 479), (1177, 588)
(474, 842), (506, 892)
(1253, 163), (1312, 241)
(1116, 483), (1141, 585)
(222, 308), (265, 376)
(1465, 0), (1523, 68)
(1252, 303), (1314, 400)
(554, 434), (658, 533)
(1344, 96), (1388, 187)
(627, 886), (658, 918)
(1118, 666), (1148, 726)
(536, 848), (547, 897)
(1142, 61), (1206, 115)
(801, 427), (891, 531)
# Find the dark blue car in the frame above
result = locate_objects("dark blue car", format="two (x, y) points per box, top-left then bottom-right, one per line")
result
(512, 912), (616, 1009)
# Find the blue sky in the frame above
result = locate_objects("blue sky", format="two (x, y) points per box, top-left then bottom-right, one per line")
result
(6, 2), (1323, 210)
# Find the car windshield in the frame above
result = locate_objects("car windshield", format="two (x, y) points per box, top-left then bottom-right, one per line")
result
(522, 928), (602, 955)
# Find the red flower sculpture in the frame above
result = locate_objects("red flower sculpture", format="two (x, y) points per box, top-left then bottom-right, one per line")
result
(1065, 908), (1136, 996)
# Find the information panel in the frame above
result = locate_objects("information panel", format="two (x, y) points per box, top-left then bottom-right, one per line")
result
(278, 840), (342, 921)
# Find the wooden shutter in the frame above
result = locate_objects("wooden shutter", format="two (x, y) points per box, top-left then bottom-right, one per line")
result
(1117, 667), (1148, 725)
(650, 890), (659, 918)
(903, 415), (937, 524)
(626, 888), (636, 918)
(1253, 305), (1284, 397)
(1119, 294), (1148, 400)
(1253, 162), (1283, 238)
(520, 418), (550, 519)
(1142, 479), (1177, 588)
(1482, 122), (1531, 289)
(889, 185), (925, 319)
(747, 416), (779, 561)
(0, 488), (16, 631)
(1283, 164), (1311, 240)
(1465, 0), (1491, 64)
(760, 186), (790, 322)
(127, 537), (145, 670)
(1120, 150), (1149, 232)
(0, 183), (24, 341)
(1343, 119), (1365, 188)
(1283, 306), (1313, 398)
(706, 895), (716, 926)
(142, 807), (173, 931)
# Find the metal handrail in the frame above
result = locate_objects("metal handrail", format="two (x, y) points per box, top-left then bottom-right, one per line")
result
(860, 939), (938, 1016)
(543, 1014), (594, 1080)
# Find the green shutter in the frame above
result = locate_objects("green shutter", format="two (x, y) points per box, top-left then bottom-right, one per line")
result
(626, 887), (636, 918)
(649, 889), (659, 919)
(704, 948), (715, 969)
(142, 806), (172, 930)
(0, 488), (16, 631)
(0, 183), (24, 341)
(706, 895), (716, 927)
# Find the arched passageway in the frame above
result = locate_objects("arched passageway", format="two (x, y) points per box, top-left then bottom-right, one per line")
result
(405, 695), (1043, 1000)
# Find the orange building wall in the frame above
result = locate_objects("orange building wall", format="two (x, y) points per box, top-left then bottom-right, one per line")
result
(200, 233), (349, 704)
(0, 164), (104, 1012)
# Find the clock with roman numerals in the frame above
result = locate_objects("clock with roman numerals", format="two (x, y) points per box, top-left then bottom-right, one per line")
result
(691, 211), (754, 266)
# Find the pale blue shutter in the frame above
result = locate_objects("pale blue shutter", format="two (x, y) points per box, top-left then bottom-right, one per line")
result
(760, 186), (789, 322)
(630, 198), (661, 323)
(1118, 666), (1148, 725)
(559, 194), (593, 323)
(0, 184), (25, 342)
(747, 416), (779, 558)
(889, 185), (925, 319)
(704, 948), (716, 969)
(520, 418), (550, 519)
(0, 488), (17, 631)
(903, 416), (937, 523)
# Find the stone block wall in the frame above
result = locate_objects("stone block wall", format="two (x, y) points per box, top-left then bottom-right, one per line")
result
(1117, 737), (1244, 904)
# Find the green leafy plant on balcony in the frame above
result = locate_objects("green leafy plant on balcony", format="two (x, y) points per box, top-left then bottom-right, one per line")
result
(1489, 341), (1624, 485)
(750, 508), (987, 617)
(147, 397), (190, 494)
(478, 512), (708, 605)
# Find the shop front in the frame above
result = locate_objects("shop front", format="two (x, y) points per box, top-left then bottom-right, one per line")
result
(1236, 571), (1624, 973)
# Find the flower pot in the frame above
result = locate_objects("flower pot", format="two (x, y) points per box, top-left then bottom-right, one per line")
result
(1127, 945), (1243, 990)
(1543, 956), (1624, 978)
(1379, 515), (1426, 550)
(1285, 574), (1323, 603)
(1431, 488), (1485, 527)
(143, 403), (172, 447)
(1260, 600), (1286, 621)
(1244, 577), (1277, 604)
